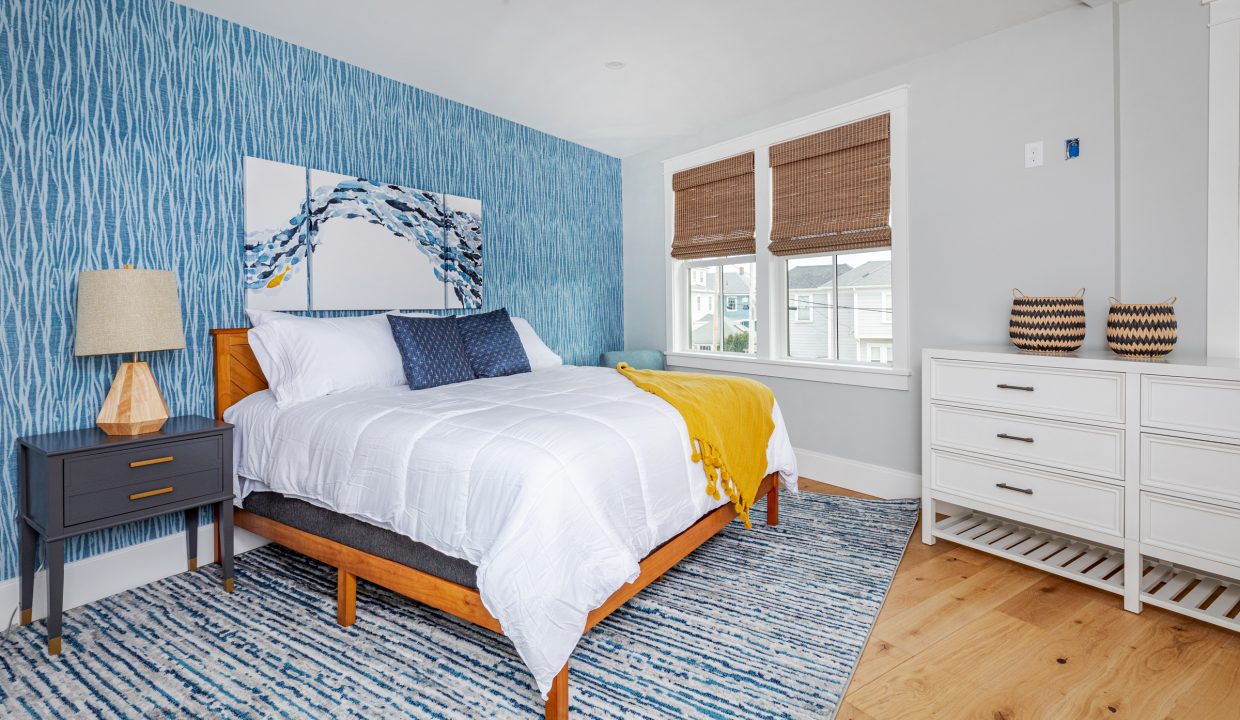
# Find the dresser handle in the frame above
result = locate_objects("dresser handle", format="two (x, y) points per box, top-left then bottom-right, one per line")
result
(995, 482), (1033, 495)
(129, 456), (173, 468)
(996, 384), (1035, 392)
(996, 433), (1034, 443)
(129, 486), (173, 501)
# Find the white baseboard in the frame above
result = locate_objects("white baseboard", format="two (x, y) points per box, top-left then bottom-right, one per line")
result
(0, 524), (268, 625)
(795, 447), (921, 499)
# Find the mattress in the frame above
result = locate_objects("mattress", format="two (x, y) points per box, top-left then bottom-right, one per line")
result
(224, 365), (798, 696)
(240, 491), (478, 589)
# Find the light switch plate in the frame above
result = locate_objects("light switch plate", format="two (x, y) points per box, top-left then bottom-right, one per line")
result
(1025, 141), (1044, 168)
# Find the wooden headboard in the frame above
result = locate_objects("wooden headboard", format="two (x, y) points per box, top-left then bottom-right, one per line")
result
(211, 328), (268, 420)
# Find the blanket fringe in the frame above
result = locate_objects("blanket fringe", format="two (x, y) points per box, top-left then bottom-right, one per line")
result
(695, 438), (752, 529)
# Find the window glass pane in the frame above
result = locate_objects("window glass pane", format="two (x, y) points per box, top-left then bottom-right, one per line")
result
(787, 256), (835, 360)
(722, 261), (756, 354)
(689, 265), (720, 351)
(836, 249), (893, 365)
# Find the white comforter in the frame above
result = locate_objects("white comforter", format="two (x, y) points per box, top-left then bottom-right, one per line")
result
(224, 365), (798, 697)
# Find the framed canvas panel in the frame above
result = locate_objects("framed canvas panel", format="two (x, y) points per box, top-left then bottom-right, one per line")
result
(443, 193), (483, 310)
(306, 169), (446, 311)
(244, 157), (310, 311)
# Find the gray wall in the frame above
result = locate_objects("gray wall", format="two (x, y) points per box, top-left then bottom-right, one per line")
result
(1118, 0), (1210, 346)
(622, 0), (1208, 475)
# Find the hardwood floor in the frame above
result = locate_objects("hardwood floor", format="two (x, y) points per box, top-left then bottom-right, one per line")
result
(797, 479), (1240, 720)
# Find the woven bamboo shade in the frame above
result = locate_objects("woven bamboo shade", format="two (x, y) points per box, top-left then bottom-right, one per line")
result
(670, 152), (756, 260)
(768, 114), (891, 256)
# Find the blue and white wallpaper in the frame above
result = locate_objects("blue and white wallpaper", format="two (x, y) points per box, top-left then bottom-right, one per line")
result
(0, 0), (623, 580)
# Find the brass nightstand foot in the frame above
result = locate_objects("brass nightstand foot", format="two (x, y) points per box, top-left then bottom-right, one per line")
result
(48, 636), (61, 656)
(188, 557), (198, 572)
(224, 577), (234, 593)
(20, 609), (31, 626)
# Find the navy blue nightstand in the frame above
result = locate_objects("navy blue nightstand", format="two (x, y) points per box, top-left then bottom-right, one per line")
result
(16, 415), (235, 655)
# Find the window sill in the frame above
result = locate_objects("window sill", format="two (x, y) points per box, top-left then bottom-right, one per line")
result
(664, 351), (912, 390)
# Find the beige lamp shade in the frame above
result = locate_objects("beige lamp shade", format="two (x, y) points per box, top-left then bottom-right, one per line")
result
(75, 268), (186, 356)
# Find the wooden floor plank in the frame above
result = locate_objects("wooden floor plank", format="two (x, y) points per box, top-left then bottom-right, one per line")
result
(846, 610), (1047, 719)
(1165, 635), (1240, 720)
(868, 558), (1044, 656)
(994, 574), (1099, 630)
(796, 480), (1240, 718)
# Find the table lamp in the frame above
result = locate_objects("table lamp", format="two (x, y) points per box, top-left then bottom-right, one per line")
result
(74, 266), (186, 435)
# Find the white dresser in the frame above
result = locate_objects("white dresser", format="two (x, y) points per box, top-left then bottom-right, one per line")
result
(923, 346), (1240, 632)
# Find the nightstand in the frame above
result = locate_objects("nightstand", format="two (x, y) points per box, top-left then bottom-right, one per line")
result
(16, 415), (235, 655)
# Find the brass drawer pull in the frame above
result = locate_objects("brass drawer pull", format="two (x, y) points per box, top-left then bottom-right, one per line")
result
(129, 486), (173, 501)
(130, 455), (173, 468)
(997, 433), (1035, 443)
(995, 482), (1033, 495)
(996, 383), (1035, 392)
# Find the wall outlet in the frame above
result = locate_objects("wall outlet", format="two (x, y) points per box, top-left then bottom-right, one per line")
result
(1025, 141), (1044, 168)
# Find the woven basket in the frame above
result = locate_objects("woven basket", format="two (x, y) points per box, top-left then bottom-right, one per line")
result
(1008, 289), (1086, 354)
(1107, 297), (1177, 359)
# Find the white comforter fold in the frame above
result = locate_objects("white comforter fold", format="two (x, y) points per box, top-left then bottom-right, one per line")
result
(225, 365), (797, 696)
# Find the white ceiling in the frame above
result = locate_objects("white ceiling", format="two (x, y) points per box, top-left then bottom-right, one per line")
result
(175, 0), (1083, 157)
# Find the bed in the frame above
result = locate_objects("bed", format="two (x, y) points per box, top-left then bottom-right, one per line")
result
(210, 327), (796, 719)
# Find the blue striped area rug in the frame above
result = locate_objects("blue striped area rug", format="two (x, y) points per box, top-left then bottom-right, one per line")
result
(0, 493), (918, 719)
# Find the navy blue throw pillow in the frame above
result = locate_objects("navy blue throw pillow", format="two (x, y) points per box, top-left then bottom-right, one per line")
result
(387, 315), (476, 390)
(456, 308), (532, 378)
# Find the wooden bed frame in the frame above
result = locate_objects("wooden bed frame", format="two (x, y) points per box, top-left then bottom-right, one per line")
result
(210, 328), (779, 719)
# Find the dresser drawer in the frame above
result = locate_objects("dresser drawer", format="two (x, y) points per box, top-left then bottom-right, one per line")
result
(931, 451), (1123, 537)
(1142, 376), (1240, 440)
(1141, 434), (1240, 506)
(64, 468), (224, 526)
(64, 436), (222, 497)
(1141, 492), (1240, 569)
(930, 405), (1124, 480)
(930, 359), (1124, 424)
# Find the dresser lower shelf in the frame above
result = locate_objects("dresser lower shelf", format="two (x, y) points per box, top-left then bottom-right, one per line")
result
(935, 510), (1240, 632)
(1139, 564), (1240, 633)
(933, 510), (1125, 595)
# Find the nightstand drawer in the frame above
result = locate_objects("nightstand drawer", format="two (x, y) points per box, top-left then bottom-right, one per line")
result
(64, 436), (222, 496)
(64, 469), (224, 526)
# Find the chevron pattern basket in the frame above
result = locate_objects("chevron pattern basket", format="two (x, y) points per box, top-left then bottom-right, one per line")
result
(1008, 289), (1087, 354)
(1107, 297), (1177, 359)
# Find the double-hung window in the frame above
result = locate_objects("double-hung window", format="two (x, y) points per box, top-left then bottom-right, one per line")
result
(664, 87), (909, 389)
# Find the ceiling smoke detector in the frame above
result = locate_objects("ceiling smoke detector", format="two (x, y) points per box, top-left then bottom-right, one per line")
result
(604, 61), (626, 70)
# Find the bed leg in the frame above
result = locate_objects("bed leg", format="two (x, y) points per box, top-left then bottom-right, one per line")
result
(766, 480), (779, 527)
(337, 569), (357, 627)
(545, 663), (568, 720)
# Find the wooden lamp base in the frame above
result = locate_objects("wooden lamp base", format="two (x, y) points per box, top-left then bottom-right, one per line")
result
(97, 361), (170, 435)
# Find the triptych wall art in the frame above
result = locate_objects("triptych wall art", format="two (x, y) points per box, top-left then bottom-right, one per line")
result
(243, 156), (484, 311)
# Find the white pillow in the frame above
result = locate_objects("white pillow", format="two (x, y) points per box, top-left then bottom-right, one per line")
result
(510, 317), (562, 370)
(246, 308), (294, 327)
(247, 312), (406, 407)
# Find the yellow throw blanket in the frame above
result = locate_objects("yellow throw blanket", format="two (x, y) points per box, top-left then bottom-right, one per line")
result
(615, 363), (775, 528)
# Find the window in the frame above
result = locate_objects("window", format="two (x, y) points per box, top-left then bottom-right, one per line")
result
(664, 87), (908, 389)
(684, 258), (756, 354)
(793, 295), (813, 323)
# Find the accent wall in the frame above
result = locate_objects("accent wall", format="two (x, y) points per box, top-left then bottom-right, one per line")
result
(0, 0), (623, 580)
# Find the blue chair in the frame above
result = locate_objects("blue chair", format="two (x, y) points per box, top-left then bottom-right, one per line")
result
(600, 349), (666, 371)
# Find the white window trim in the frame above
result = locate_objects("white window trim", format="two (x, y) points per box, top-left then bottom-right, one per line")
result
(1207, 0), (1240, 358)
(662, 85), (911, 390)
